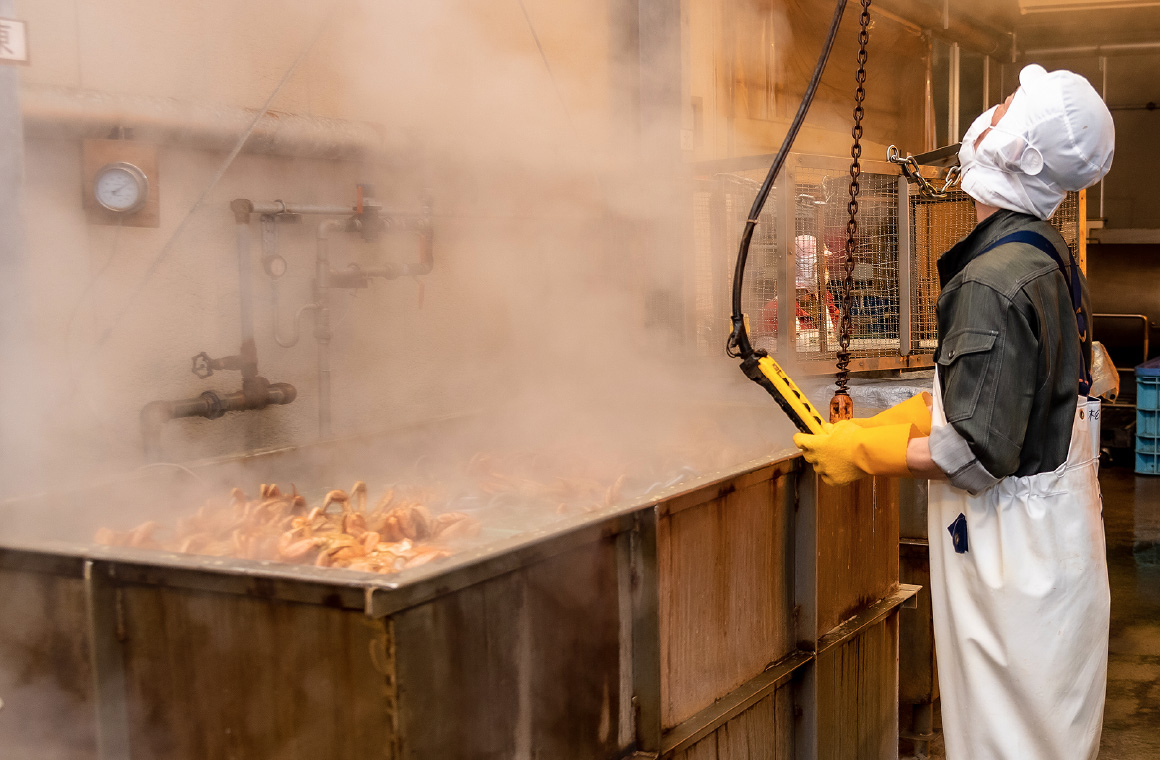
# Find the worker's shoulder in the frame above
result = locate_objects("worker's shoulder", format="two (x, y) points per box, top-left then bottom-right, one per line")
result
(960, 222), (1067, 300)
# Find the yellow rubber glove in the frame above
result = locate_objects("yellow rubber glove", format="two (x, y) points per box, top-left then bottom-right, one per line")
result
(848, 393), (932, 437)
(793, 420), (917, 486)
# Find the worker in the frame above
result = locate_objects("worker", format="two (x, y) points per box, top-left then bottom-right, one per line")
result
(794, 64), (1114, 760)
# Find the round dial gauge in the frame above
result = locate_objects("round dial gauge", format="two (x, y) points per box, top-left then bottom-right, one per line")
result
(93, 162), (149, 214)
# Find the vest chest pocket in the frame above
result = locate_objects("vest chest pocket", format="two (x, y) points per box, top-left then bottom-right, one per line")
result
(937, 329), (999, 423)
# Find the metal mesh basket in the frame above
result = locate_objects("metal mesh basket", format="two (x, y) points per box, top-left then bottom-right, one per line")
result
(690, 153), (1083, 374)
(792, 160), (900, 361)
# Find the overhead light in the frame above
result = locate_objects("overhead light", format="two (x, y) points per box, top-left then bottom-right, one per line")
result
(1019, 0), (1160, 11)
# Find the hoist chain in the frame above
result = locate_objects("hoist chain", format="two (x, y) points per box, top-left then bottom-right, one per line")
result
(832, 0), (872, 421)
(886, 145), (962, 199)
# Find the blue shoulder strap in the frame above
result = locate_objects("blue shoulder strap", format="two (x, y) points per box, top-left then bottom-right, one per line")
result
(985, 230), (1091, 395)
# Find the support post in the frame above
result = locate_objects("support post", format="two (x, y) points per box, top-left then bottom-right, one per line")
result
(899, 174), (913, 356)
(629, 506), (661, 754)
(0, 0), (37, 496)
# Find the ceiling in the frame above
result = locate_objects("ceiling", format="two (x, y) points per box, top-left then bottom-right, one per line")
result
(1016, 6), (1160, 50)
(903, 0), (1160, 53)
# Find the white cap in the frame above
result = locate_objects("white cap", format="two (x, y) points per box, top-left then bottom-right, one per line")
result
(958, 64), (1115, 220)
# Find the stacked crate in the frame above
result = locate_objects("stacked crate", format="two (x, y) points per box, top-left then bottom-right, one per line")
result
(1136, 358), (1160, 474)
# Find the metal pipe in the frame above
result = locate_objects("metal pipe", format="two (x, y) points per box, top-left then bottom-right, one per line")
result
(140, 383), (296, 462)
(314, 220), (345, 439)
(316, 310), (332, 439)
(874, 0), (1008, 54)
(248, 200), (432, 227)
(235, 219), (256, 378)
(273, 297), (318, 348)
(949, 43), (961, 144)
(1108, 102), (1160, 111)
(1023, 41), (1160, 58)
(1101, 57), (1108, 221)
(252, 202), (358, 216)
(21, 84), (402, 161)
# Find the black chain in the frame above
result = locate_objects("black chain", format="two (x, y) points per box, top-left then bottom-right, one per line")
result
(835, 0), (871, 398)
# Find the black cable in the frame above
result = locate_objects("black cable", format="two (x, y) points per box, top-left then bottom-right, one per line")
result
(727, 0), (849, 359)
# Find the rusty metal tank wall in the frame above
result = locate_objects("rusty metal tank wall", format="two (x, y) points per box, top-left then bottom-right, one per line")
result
(0, 454), (914, 759)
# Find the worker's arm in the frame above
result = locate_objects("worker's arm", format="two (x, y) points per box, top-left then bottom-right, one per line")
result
(906, 436), (947, 480)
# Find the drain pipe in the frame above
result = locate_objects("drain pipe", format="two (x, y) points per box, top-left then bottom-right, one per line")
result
(314, 219), (346, 438)
(138, 200), (299, 461)
(141, 383), (296, 462)
(236, 208), (258, 384)
(242, 193), (434, 439)
(22, 84), (403, 161)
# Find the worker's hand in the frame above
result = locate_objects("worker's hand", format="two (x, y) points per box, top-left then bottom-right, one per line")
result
(847, 393), (932, 436)
(793, 420), (916, 486)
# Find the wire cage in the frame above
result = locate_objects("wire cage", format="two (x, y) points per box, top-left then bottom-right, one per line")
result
(691, 152), (1083, 374)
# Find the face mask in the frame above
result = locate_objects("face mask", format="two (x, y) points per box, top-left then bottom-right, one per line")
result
(959, 92), (1045, 178)
(958, 106), (998, 170)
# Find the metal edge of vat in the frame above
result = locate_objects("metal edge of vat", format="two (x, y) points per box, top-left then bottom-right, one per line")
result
(657, 584), (921, 758)
(0, 449), (804, 620)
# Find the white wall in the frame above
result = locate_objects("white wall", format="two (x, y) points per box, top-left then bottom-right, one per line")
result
(9, 0), (629, 491)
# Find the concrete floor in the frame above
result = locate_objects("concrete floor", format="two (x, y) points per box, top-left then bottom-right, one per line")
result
(1099, 465), (1160, 757)
(904, 464), (1160, 759)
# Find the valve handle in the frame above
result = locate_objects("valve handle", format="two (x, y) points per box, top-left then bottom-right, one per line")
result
(191, 351), (214, 379)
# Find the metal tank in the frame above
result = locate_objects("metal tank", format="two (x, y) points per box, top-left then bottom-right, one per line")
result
(0, 423), (914, 760)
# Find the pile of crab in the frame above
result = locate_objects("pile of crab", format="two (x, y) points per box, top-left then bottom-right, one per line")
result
(94, 481), (479, 574)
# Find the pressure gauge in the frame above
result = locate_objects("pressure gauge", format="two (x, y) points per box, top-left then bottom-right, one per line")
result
(93, 162), (149, 214)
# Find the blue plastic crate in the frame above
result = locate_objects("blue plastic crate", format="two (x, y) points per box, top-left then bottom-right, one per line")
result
(1139, 377), (1160, 411)
(1137, 451), (1160, 475)
(1139, 409), (1160, 437)
(1138, 436), (1160, 455)
(1137, 357), (1160, 377)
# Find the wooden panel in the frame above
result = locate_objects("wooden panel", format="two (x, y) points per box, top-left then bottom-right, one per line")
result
(815, 475), (900, 636)
(674, 736), (721, 760)
(816, 614), (899, 760)
(0, 569), (95, 759)
(118, 586), (393, 760)
(668, 686), (795, 760)
(659, 469), (795, 728)
(394, 538), (623, 759)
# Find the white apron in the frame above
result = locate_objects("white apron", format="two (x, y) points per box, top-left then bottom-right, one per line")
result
(928, 373), (1110, 760)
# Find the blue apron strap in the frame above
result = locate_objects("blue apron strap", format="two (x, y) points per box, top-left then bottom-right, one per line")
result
(985, 230), (1092, 395)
